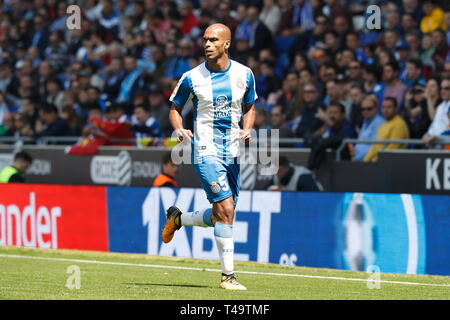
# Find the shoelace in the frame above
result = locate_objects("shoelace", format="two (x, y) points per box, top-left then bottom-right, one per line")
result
(225, 275), (240, 285)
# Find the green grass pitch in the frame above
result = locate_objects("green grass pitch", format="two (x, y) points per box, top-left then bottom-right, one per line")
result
(0, 246), (449, 300)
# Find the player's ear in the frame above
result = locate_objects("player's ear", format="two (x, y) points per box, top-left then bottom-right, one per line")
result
(224, 40), (231, 50)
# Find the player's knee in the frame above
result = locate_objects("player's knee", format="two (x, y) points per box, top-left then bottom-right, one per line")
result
(214, 198), (235, 224)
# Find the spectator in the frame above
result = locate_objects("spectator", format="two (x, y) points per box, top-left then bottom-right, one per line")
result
(323, 30), (342, 57)
(266, 155), (323, 191)
(37, 61), (55, 99)
(256, 59), (281, 100)
(216, 3), (239, 35)
(116, 55), (145, 105)
(317, 103), (357, 139)
(383, 29), (403, 53)
(34, 103), (73, 138)
(348, 83), (366, 131)
(274, 71), (300, 121)
(401, 58), (426, 88)
(43, 31), (68, 73)
(404, 31), (422, 59)
(334, 15), (352, 46)
(278, 0), (315, 37)
(255, 107), (270, 131)
(431, 29), (449, 71)
(295, 82), (327, 138)
(288, 14), (328, 58)
(235, 5), (276, 56)
(0, 151), (33, 183)
(0, 61), (20, 99)
(60, 105), (82, 136)
(148, 85), (171, 137)
(11, 112), (34, 139)
(86, 86), (108, 113)
(364, 97), (410, 162)
(420, 0), (446, 34)
(0, 0), (447, 151)
(346, 60), (363, 83)
(382, 62), (409, 110)
(131, 104), (162, 139)
(385, 10), (402, 35)
(269, 105), (295, 145)
(362, 65), (384, 108)
(180, 1), (200, 37)
(404, 84), (431, 139)
(401, 0), (423, 23)
(231, 36), (253, 66)
(277, 0), (295, 36)
(97, 0), (121, 40)
(354, 97), (385, 161)
(29, 14), (49, 56)
(401, 13), (419, 35)
(323, 80), (351, 116)
(323, 0), (351, 24)
(260, 0), (282, 35)
(424, 77), (442, 121)
(345, 32), (366, 64)
(21, 97), (39, 129)
(152, 152), (179, 188)
(45, 77), (65, 111)
(163, 39), (191, 83)
(102, 57), (126, 102)
(147, 8), (172, 45)
(420, 33), (436, 72)
(422, 78), (450, 146)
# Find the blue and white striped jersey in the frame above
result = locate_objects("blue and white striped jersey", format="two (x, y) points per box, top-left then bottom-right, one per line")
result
(170, 60), (257, 158)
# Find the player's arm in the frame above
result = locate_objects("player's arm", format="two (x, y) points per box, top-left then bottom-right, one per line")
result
(169, 74), (193, 143)
(238, 104), (256, 143)
(238, 68), (258, 143)
(169, 104), (193, 143)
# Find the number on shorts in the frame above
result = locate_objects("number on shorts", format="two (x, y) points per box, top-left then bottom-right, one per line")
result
(218, 174), (229, 192)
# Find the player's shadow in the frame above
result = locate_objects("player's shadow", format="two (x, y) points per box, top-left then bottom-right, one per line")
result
(125, 282), (209, 289)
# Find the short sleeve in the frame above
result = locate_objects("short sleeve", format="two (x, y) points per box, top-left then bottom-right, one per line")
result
(243, 68), (258, 106)
(169, 73), (192, 108)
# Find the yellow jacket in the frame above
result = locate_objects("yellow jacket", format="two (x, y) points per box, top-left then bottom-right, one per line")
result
(420, 8), (446, 33)
(364, 115), (410, 162)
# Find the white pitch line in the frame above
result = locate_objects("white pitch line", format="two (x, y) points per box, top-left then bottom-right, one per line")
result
(1, 254), (449, 288)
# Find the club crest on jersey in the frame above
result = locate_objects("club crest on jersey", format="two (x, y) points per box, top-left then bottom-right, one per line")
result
(210, 181), (221, 193)
(214, 95), (232, 118)
(236, 78), (245, 89)
(215, 95), (228, 107)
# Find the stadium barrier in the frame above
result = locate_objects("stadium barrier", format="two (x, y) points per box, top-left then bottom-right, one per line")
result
(0, 183), (449, 276)
(1, 144), (449, 195)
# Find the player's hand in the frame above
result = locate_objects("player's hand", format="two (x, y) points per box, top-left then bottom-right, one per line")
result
(175, 128), (193, 143)
(236, 129), (252, 144)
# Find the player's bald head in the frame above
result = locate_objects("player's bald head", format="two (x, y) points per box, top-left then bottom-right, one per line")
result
(204, 23), (231, 42)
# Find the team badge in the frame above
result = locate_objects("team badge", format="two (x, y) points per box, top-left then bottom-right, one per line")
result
(216, 95), (228, 107)
(236, 78), (245, 89)
(210, 181), (221, 193)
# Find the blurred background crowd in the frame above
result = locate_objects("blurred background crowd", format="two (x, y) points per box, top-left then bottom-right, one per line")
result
(0, 0), (449, 161)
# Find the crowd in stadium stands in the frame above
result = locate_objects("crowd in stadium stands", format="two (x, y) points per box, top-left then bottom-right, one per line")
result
(0, 0), (449, 161)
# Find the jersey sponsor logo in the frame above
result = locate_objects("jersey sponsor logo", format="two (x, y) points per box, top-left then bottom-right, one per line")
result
(210, 181), (221, 193)
(214, 95), (231, 119)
